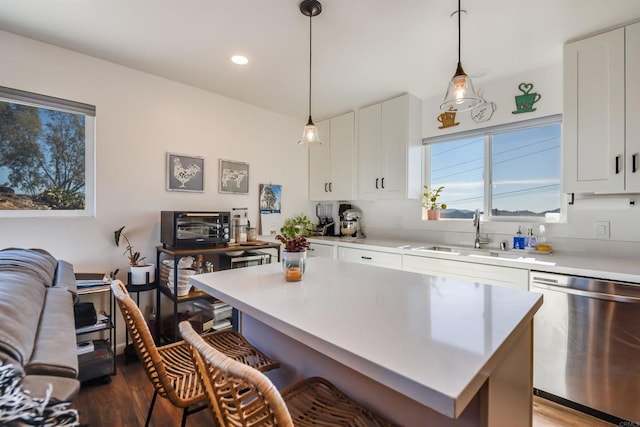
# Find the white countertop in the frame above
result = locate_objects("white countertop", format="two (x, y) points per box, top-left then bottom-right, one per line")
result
(308, 236), (640, 283)
(191, 257), (542, 418)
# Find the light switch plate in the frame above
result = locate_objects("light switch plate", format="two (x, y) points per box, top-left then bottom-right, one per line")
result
(594, 221), (610, 239)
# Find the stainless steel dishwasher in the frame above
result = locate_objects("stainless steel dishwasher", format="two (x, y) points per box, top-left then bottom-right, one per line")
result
(531, 271), (640, 423)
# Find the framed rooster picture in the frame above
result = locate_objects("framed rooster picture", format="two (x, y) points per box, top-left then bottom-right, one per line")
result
(219, 159), (249, 194)
(166, 153), (205, 192)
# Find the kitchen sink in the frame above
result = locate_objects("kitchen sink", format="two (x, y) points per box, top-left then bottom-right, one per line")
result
(412, 245), (462, 254)
(468, 251), (531, 260)
(423, 245), (460, 252)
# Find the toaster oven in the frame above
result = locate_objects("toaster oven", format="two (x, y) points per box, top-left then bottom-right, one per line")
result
(161, 211), (230, 248)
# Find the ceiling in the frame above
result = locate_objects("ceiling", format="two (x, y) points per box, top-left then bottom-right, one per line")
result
(1, 1), (640, 122)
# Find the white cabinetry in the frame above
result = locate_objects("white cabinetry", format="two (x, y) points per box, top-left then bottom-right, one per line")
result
(307, 241), (336, 259)
(564, 23), (640, 193)
(337, 246), (402, 270)
(626, 23), (640, 192)
(308, 111), (355, 201)
(402, 255), (529, 291)
(357, 94), (422, 200)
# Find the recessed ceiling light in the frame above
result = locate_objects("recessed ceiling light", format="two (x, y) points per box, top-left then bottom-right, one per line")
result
(231, 55), (249, 65)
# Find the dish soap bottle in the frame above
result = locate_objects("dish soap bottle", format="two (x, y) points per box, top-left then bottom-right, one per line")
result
(513, 225), (525, 249)
(528, 228), (537, 248)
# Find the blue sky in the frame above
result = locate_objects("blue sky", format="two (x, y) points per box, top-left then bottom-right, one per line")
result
(430, 123), (561, 213)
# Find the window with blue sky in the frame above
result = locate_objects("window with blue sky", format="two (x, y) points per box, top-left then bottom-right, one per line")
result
(425, 116), (561, 220)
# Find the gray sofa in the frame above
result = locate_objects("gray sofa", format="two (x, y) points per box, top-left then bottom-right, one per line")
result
(0, 248), (80, 400)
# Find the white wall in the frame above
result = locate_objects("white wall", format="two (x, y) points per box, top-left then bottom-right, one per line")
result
(0, 30), (314, 351)
(347, 63), (640, 255)
(0, 30), (311, 271)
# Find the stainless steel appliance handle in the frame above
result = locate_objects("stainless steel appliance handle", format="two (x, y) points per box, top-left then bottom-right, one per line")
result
(532, 281), (640, 303)
(182, 212), (219, 217)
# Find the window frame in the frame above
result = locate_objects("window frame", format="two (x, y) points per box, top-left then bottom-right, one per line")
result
(423, 114), (564, 223)
(0, 86), (96, 218)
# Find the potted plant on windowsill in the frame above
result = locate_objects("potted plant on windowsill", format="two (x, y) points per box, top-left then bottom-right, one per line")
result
(422, 185), (447, 220)
(114, 225), (155, 285)
(275, 215), (314, 282)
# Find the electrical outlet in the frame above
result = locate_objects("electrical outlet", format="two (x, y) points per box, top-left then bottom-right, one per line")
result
(594, 221), (610, 239)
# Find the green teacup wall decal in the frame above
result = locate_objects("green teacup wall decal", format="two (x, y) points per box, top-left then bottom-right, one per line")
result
(512, 82), (541, 114)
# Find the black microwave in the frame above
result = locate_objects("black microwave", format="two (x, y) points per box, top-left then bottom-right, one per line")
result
(161, 211), (230, 248)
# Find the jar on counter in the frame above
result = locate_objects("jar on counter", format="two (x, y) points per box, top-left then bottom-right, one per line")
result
(247, 227), (257, 242)
(234, 218), (247, 243)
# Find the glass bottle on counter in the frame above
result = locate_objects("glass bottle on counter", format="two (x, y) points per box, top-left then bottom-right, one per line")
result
(536, 225), (552, 252)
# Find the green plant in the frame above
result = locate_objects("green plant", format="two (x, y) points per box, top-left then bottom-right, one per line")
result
(114, 226), (146, 266)
(422, 185), (447, 210)
(275, 214), (315, 252)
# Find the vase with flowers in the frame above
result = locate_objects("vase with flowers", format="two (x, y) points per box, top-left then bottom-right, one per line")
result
(422, 185), (447, 220)
(275, 215), (314, 282)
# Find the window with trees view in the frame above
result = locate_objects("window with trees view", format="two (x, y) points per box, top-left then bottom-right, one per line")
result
(424, 115), (561, 220)
(0, 86), (95, 216)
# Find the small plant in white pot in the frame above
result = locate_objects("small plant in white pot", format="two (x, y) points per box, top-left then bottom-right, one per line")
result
(422, 186), (447, 220)
(114, 226), (155, 285)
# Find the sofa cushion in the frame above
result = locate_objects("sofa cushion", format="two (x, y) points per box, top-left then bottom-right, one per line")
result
(0, 270), (46, 365)
(0, 248), (58, 287)
(24, 287), (78, 378)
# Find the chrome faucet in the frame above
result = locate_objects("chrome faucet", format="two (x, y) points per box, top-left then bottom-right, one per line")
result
(473, 209), (481, 249)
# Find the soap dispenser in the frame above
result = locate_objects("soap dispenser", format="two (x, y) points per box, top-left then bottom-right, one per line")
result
(513, 225), (525, 249)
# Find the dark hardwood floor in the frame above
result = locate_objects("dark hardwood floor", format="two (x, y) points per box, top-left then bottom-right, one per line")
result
(72, 355), (614, 426)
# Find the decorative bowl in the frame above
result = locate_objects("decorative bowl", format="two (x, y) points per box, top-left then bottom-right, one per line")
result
(225, 250), (245, 257)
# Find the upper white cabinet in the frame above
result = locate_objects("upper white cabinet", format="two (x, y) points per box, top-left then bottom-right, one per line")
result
(563, 23), (640, 193)
(308, 111), (355, 201)
(626, 23), (640, 192)
(357, 93), (423, 200)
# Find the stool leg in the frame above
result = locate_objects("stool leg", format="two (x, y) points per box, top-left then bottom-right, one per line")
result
(145, 390), (158, 427)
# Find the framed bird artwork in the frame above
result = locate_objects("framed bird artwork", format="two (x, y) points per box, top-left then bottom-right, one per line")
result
(166, 153), (205, 192)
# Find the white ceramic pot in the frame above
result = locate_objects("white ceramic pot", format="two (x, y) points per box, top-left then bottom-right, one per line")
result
(129, 264), (156, 285)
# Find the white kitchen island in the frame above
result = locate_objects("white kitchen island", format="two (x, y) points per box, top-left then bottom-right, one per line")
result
(190, 257), (542, 426)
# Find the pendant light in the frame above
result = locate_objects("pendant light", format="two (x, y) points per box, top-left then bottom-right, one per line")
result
(440, 0), (482, 112)
(298, 0), (322, 146)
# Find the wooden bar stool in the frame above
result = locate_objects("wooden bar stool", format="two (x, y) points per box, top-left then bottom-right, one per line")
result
(179, 320), (397, 427)
(111, 280), (279, 427)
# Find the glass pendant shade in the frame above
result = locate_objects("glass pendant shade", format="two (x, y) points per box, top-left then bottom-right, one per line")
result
(440, 62), (482, 111)
(440, 0), (483, 112)
(299, 0), (322, 146)
(299, 116), (321, 145)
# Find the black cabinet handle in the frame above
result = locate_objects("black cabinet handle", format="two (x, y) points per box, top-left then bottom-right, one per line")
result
(375, 178), (379, 189)
(324, 183), (328, 192)
(633, 154), (638, 173)
(329, 182), (332, 192)
(616, 155), (621, 174)
(381, 177), (385, 189)
(361, 256), (372, 260)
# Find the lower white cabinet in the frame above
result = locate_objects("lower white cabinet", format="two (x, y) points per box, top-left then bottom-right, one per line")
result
(337, 247), (402, 270)
(308, 242), (336, 259)
(402, 255), (529, 291)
